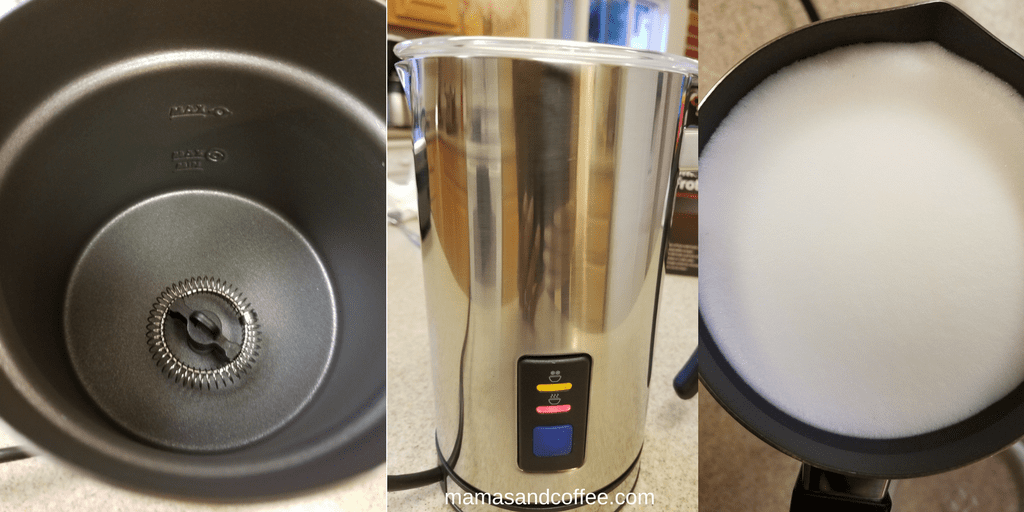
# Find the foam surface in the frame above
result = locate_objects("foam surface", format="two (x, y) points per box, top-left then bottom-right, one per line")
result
(700, 42), (1024, 438)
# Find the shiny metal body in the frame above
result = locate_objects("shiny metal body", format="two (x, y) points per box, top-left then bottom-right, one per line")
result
(799, 465), (890, 501)
(397, 39), (692, 505)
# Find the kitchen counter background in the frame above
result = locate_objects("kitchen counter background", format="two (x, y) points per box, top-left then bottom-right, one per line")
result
(0, 425), (384, 511)
(700, 1), (1024, 511)
(385, 135), (699, 511)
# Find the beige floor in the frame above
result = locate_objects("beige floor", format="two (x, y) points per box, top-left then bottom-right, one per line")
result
(0, 425), (385, 512)
(698, 1), (1024, 511)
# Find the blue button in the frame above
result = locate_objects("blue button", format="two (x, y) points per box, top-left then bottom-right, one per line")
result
(533, 425), (573, 457)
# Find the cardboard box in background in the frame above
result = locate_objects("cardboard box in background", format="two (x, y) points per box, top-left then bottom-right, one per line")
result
(686, 0), (697, 60)
(666, 118), (697, 276)
(666, 165), (697, 276)
(667, 10), (698, 277)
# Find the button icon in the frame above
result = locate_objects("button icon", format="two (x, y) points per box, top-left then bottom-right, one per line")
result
(537, 404), (571, 414)
(548, 393), (561, 405)
(548, 370), (561, 383)
(533, 425), (573, 457)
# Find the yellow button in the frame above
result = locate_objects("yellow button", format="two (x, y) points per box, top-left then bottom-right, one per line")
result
(537, 383), (572, 392)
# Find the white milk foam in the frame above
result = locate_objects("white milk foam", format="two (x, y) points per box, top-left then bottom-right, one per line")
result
(701, 42), (1024, 439)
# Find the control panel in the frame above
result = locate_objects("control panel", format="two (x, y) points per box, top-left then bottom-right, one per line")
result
(517, 354), (591, 472)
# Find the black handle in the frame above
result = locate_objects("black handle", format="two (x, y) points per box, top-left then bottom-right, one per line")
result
(673, 349), (698, 399)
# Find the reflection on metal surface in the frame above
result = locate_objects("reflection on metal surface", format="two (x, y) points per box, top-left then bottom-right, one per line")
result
(399, 44), (689, 500)
(798, 464), (891, 501)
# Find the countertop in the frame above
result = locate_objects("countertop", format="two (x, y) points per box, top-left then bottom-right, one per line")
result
(0, 427), (385, 511)
(699, 1), (1024, 511)
(385, 136), (699, 511)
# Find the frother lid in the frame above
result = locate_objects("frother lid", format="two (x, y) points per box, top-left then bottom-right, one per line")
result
(394, 36), (697, 75)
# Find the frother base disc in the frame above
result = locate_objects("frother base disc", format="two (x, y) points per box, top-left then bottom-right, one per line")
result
(65, 190), (336, 452)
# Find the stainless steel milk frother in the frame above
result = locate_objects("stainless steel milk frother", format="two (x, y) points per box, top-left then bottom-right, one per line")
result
(395, 37), (695, 510)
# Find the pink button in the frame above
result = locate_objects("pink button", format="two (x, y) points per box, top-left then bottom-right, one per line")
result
(536, 404), (571, 414)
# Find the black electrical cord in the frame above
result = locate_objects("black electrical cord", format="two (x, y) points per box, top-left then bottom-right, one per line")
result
(673, 349), (699, 400)
(0, 446), (33, 464)
(799, 0), (821, 23)
(387, 465), (444, 491)
(388, 281), (472, 493)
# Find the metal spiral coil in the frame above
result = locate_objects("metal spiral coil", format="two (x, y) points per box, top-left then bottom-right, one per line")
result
(148, 277), (260, 389)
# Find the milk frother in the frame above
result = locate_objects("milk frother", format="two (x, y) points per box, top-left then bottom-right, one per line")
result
(697, 2), (1024, 510)
(394, 37), (695, 510)
(0, 0), (385, 499)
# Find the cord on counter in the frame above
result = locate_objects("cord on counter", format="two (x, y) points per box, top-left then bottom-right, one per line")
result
(0, 446), (33, 464)
(387, 465), (444, 491)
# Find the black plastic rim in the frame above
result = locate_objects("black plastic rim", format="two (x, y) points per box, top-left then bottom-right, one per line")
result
(698, 0), (1024, 479)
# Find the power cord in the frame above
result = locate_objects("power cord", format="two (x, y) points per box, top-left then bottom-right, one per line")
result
(0, 446), (32, 464)
(387, 465), (444, 491)
(388, 274), (472, 493)
(673, 349), (699, 400)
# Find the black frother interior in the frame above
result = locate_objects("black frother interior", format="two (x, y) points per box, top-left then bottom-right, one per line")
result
(0, 0), (384, 500)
